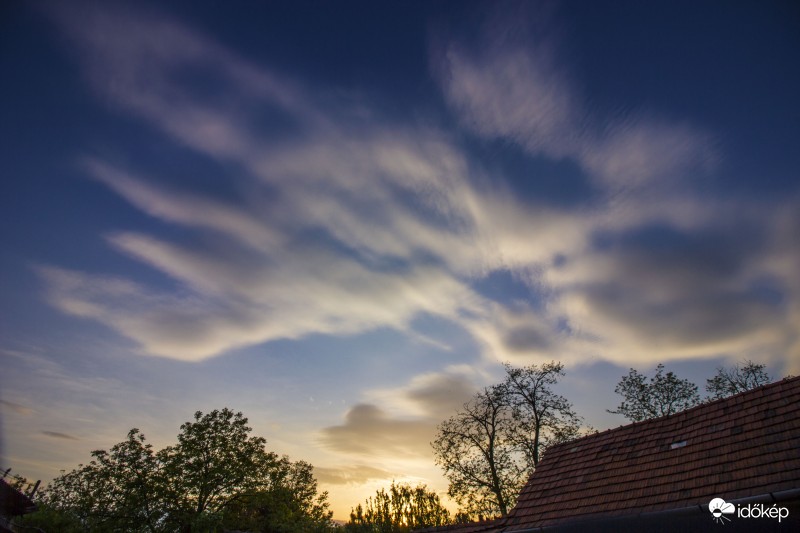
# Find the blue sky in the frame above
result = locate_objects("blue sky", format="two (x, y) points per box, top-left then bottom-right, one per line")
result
(1, 0), (799, 518)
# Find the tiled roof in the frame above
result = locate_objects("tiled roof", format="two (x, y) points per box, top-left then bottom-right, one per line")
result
(502, 376), (800, 530)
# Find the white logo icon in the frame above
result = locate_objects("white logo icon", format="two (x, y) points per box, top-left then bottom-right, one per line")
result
(709, 498), (736, 524)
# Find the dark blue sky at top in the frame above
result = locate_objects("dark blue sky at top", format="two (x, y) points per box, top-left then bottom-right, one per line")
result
(0, 0), (797, 359)
(166, 0), (799, 203)
(3, 0), (798, 246)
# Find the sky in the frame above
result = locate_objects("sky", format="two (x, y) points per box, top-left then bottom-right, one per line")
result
(1, 0), (799, 520)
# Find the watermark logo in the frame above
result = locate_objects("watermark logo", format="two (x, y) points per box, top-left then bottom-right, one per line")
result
(709, 498), (735, 524)
(709, 497), (790, 524)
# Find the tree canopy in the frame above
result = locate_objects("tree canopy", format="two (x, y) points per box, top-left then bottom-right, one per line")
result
(160, 408), (279, 528)
(432, 362), (586, 519)
(504, 362), (585, 468)
(706, 360), (770, 400)
(345, 481), (452, 532)
(432, 384), (521, 518)
(34, 428), (165, 532)
(20, 408), (333, 533)
(608, 364), (701, 422)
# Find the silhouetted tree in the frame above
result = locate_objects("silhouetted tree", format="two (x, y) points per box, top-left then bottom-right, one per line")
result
(221, 457), (333, 532)
(432, 385), (519, 518)
(432, 362), (585, 519)
(504, 361), (586, 468)
(346, 481), (451, 532)
(34, 428), (166, 532)
(159, 408), (279, 531)
(706, 360), (770, 400)
(23, 408), (333, 533)
(608, 364), (701, 422)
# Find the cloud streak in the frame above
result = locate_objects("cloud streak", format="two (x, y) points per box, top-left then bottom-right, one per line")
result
(1, 400), (34, 416)
(42, 431), (80, 441)
(314, 465), (397, 486)
(42, 2), (579, 361)
(36, 1), (799, 375)
(433, 4), (718, 195)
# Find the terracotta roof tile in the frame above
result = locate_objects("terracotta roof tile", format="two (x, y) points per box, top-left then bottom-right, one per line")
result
(501, 376), (800, 530)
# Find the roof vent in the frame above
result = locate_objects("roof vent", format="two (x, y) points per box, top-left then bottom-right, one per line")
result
(670, 440), (688, 450)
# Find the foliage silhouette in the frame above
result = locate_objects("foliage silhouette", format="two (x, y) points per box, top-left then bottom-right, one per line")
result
(432, 362), (585, 518)
(608, 364), (701, 422)
(19, 408), (333, 533)
(346, 481), (451, 532)
(706, 360), (770, 400)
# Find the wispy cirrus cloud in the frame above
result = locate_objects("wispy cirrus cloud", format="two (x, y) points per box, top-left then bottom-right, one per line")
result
(433, 4), (717, 194)
(429, 3), (796, 371)
(550, 220), (792, 362)
(38, 1), (799, 377)
(42, 2), (589, 362)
